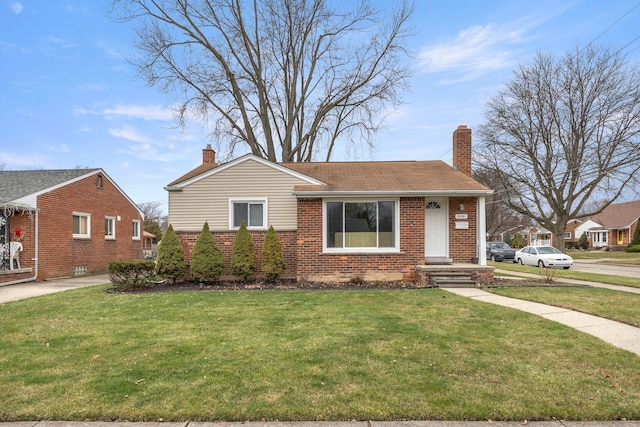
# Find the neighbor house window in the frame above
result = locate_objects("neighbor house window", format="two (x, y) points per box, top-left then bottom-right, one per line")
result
(105, 216), (116, 239)
(132, 220), (141, 240)
(324, 200), (398, 252)
(229, 199), (267, 229)
(72, 212), (90, 238)
(564, 232), (572, 239)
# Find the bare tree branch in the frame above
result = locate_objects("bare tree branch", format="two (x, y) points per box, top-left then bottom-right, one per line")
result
(109, 0), (414, 162)
(477, 45), (640, 250)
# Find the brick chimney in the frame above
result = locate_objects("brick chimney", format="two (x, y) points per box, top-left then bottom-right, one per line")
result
(452, 125), (472, 176)
(202, 144), (216, 164)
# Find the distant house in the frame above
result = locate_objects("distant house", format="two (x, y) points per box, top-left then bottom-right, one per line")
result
(528, 200), (640, 251)
(0, 169), (144, 285)
(165, 126), (494, 285)
(586, 200), (640, 250)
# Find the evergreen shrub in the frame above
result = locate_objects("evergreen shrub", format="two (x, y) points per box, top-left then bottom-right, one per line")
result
(261, 225), (287, 281)
(108, 259), (156, 290)
(155, 224), (188, 283)
(230, 221), (256, 280)
(190, 221), (225, 282)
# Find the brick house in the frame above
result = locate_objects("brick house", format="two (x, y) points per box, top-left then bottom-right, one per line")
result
(0, 169), (144, 285)
(585, 200), (640, 250)
(165, 126), (494, 285)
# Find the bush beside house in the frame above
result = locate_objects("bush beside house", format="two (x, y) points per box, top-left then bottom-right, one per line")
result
(190, 221), (224, 282)
(261, 225), (287, 281)
(156, 225), (188, 283)
(230, 222), (256, 280)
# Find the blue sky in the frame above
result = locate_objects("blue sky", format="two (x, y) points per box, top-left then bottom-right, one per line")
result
(2, 1), (640, 214)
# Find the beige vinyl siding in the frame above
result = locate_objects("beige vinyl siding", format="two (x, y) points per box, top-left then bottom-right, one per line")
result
(168, 158), (310, 232)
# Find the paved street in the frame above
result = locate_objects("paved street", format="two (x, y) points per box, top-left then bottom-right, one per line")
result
(571, 259), (640, 279)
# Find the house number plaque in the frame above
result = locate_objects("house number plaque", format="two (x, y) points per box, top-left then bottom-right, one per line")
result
(455, 214), (468, 219)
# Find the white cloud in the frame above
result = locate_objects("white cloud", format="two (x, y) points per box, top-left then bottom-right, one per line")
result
(96, 40), (123, 59)
(419, 23), (525, 81)
(47, 144), (70, 153)
(11, 2), (23, 14)
(108, 125), (151, 143)
(46, 35), (78, 50)
(0, 151), (44, 167)
(103, 104), (174, 121)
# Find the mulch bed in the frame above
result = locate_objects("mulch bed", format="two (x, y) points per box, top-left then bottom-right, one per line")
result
(106, 276), (586, 294)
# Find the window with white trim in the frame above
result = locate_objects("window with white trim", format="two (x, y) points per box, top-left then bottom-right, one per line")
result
(229, 199), (267, 229)
(105, 216), (116, 239)
(132, 220), (141, 240)
(72, 213), (91, 239)
(324, 200), (398, 252)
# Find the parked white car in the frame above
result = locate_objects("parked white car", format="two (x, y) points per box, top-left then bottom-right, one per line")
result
(514, 246), (573, 269)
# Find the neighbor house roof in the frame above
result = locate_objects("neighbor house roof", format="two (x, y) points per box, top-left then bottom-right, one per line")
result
(283, 160), (490, 196)
(590, 200), (640, 229)
(0, 169), (143, 217)
(0, 169), (101, 207)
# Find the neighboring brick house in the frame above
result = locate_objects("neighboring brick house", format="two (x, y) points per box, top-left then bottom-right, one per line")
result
(586, 200), (640, 250)
(166, 126), (494, 284)
(0, 169), (144, 284)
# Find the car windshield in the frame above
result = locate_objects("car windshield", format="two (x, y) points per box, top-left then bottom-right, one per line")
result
(490, 242), (510, 249)
(537, 246), (561, 254)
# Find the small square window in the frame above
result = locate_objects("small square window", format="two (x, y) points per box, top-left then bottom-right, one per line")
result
(229, 199), (267, 229)
(73, 213), (91, 239)
(105, 216), (116, 239)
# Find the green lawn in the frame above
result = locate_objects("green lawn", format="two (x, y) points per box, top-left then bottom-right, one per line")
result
(488, 287), (640, 327)
(1, 285), (640, 421)
(489, 261), (640, 288)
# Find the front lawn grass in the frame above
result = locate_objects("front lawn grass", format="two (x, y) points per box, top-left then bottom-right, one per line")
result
(488, 287), (640, 327)
(489, 261), (640, 288)
(1, 285), (640, 421)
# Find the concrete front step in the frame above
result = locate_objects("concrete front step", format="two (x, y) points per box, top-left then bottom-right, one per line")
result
(430, 271), (476, 288)
(435, 279), (477, 288)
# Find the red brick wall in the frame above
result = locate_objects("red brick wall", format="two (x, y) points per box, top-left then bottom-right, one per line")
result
(35, 173), (143, 280)
(177, 229), (297, 279)
(295, 197), (425, 282)
(173, 195), (483, 283)
(453, 126), (472, 176)
(449, 196), (478, 262)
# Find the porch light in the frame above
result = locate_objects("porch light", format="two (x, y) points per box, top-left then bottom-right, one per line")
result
(459, 203), (465, 211)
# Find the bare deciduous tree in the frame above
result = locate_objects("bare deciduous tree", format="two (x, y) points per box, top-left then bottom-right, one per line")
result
(472, 168), (523, 241)
(110, 0), (414, 162)
(477, 45), (640, 250)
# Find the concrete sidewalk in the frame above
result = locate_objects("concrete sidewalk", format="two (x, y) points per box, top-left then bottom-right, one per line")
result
(444, 287), (640, 356)
(1, 421), (640, 427)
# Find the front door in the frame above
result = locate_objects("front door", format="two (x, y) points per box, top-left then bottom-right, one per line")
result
(425, 198), (448, 257)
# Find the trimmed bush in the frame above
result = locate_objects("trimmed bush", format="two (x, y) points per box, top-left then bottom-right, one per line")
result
(108, 259), (156, 290)
(511, 234), (526, 248)
(578, 232), (589, 250)
(190, 221), (224, 282)
(155, 224), (188, 283)
(630, 219), (640, 245)
(261, 225), (287, 281)
(230, 221), (255, 280)
(625, 244), (640, 253)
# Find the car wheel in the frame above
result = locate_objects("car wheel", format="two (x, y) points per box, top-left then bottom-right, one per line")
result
(538, 260), (545, 268)
(563, 266), (570, 270)
(518, 258), (524, 265)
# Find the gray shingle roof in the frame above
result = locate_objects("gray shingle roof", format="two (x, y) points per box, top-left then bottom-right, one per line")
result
(0, 169), (100, 204)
